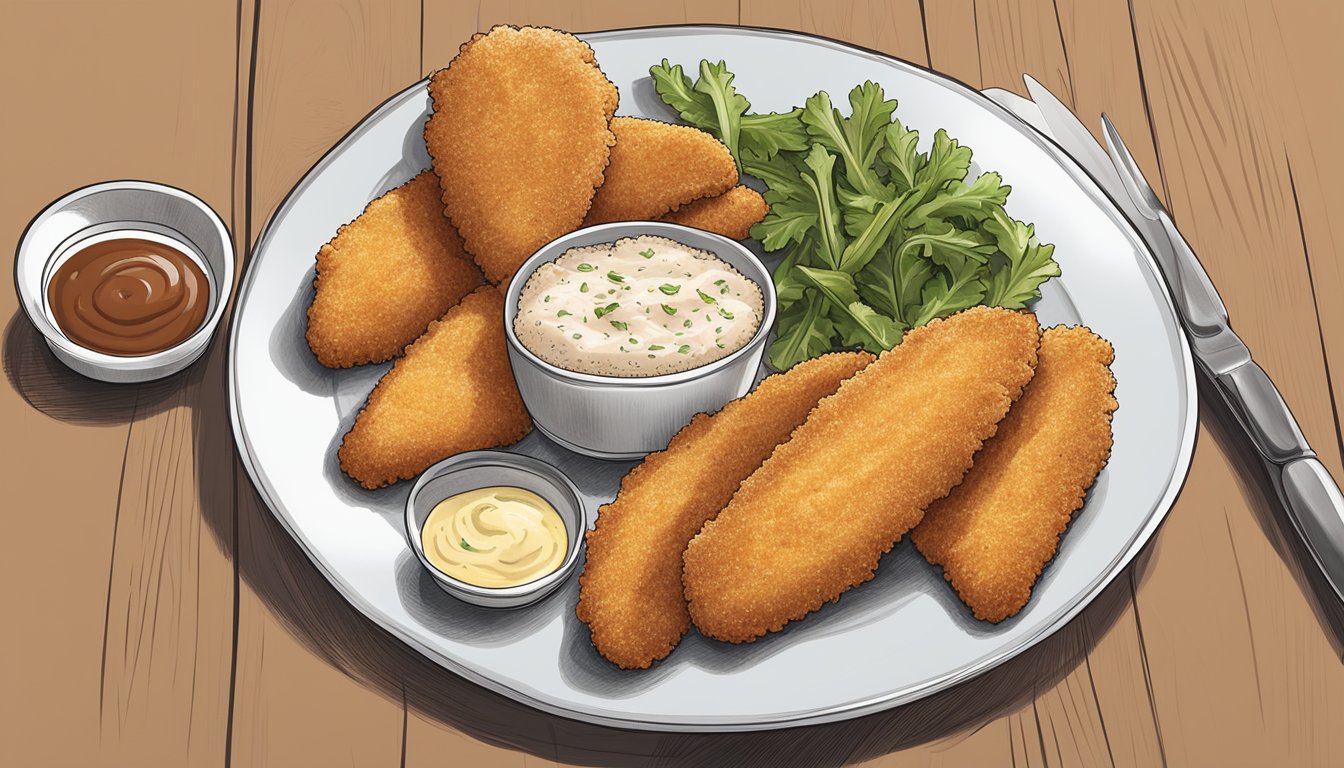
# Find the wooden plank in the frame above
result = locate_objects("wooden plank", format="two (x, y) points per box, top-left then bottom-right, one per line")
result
(0, 1), (239, 765)
(741, 0), (928, 67)
(228, 0), (422, 765)
(1118, 1), (1344, 764)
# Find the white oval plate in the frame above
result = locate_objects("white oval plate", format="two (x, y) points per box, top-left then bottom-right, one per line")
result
(229, 25), (1196, 732)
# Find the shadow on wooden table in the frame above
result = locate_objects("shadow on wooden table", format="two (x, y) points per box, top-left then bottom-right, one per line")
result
(1195, 375), (1344, 657)
(2, 311), (182, 424)
(224, 461), (1144, 767)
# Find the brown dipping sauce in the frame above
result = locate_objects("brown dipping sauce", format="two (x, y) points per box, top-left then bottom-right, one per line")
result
(47, 237), (209, 356)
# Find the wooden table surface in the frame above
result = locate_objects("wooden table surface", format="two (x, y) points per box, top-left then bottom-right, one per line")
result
(4, 1), (1343, 765)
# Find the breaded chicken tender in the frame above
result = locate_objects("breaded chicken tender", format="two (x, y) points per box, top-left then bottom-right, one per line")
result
(305, 171), (484, 368)
(338, 287), (531, 489)
(658, 185), (769, 240)
(584, 117), (738, 226)
(683, 307), (1041, 643)
(425, 26), (618, 284)
(912, 326), (1117, 622)
(577, 352), (874, 669)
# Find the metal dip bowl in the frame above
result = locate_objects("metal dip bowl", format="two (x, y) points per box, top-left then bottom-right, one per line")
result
(14, 180), (233, 383)
(502, 222), (777, 460)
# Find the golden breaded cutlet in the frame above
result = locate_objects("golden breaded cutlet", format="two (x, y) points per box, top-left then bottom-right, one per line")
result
(425, 26), (618, 285)
(306, 171), (483, 368)
(683, 307), (1041, 643)
(577, 352), (874, 669)
(584, 117), (738, 226)
(337, 286), (531, 489)
(658, 185), (768, 240)
(911, 326), (1117, 623)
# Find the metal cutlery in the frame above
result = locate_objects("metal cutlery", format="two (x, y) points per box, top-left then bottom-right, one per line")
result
(1020, 76), (1344, 603)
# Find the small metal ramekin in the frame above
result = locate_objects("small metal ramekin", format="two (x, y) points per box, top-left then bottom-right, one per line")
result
(502, 222), (777, 460)
(405, 451), (587, 609)
(14, 180), (234, 383)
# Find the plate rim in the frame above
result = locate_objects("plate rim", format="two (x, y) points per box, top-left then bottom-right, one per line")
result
(227, 22), (1199, 732)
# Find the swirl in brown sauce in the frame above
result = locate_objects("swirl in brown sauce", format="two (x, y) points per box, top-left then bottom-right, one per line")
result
(47, 237), (209, 356)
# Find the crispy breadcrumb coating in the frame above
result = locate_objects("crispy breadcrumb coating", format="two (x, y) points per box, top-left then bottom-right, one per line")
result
(683, 307), (1041, 643)
(305, 171), (484, 368)
(337, 287), (531, 489)
(658, 185), (768, 240)
(584, 117), (738, 226)
(576, 352), (874, 669)
(912, 326), (1117, 622)
(425, 26), (618, 284)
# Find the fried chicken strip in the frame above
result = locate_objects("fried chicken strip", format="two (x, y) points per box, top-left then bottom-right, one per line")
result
(425, 26), (618, 284)
(911, 326), (1117, 622)
(658, 185), (768, 240)
(338, 286), (531, 489)
(683, 307), (1041, 643)
(305, 171), (483, 368)
(577, 352), (874, 668)
(584, 117), (738, 226)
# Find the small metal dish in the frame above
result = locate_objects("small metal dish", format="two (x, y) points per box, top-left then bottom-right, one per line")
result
(503, 221), (777, 460)
(14, 180), (234, 383)
(405, 451), (587, 609)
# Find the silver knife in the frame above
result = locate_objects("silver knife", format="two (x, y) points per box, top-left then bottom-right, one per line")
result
(1018, 75), (1344, 603)
(1101, 115), (1344, 603)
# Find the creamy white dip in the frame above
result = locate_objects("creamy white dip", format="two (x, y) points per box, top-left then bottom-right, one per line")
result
(514, 235), (763, 377)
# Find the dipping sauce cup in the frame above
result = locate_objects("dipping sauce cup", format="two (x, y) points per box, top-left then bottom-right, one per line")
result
(15, 181), (234, 383)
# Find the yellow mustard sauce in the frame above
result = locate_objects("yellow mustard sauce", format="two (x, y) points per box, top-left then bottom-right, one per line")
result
(421, 487), (568, 588)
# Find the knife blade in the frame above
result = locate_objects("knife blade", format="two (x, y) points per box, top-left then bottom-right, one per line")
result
(1097, 114), (1344, 603)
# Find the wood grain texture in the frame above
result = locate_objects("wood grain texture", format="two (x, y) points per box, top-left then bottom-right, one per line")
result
(0, 1), (239, 766)
(228, 0), (420, 765)
(4, 0), (1344, 765)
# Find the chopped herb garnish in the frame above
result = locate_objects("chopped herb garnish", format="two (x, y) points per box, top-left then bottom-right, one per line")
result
(697, 289), (717, 304)
(460, 538), (476, 551)
(593, 302), (620, 318)
(607, 289), (616, 295)
(579, 282), (589, 293)
(715, 326), (723, 333)
(628, 338), (639, 345)
(544, 295), (551, 303)
(716, 341), (726, 349)
(721, 286), (729, 295)
(658, 283), (681, 295)
(556, 309), (572, 317)
(572, 333), (582, 340)
(683, 319), (693, 328)
(661, 304), (677, 316)
(718, 307), (735, 319)
(607, 271), (625, 283)
(639, 248), (655, 258)
(648, 344), (665, 351)
(677, 345), (692, 354)
(675, 332), (684, 337)
(609, 320), (628, 331)
(576, 263), (595, 272)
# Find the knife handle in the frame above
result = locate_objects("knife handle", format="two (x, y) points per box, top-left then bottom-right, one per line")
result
(1213, 362), (1312, 463)
(1277, 457), (1344, 604)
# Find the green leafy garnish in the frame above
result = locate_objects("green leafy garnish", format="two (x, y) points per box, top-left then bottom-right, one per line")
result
(580, 282), (589, 293)
(658, 283), (681, 295)
(460, 538), (476, 551)
(639, 248), (655, 258)
(594, 302), (619, 318)
(716, 307), (735, 320)
(609, 320), (628, 331)
(556, 309), (572, 317)
(576, 263), (595, 272)
(696, 289), (718, 304)
(661, 304), (677, 315)
(607, 271), (625, 283)
(677, 345), (692, 354)
(651, 59), (1060, 370)
(648, 344), (665, 351)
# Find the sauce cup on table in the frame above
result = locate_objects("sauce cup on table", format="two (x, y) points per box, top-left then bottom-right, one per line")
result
(14, 181), (233, 383)
(503, 222), (777, 460)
